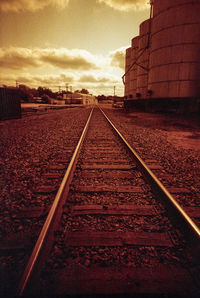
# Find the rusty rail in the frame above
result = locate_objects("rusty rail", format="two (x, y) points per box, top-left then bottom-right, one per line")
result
(99, 107), (200, 241)
(18, 108), (94, 295)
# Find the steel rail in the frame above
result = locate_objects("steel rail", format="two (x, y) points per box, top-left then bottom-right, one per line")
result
(18, 108), (94, 296)
(99, 107), (200, 240)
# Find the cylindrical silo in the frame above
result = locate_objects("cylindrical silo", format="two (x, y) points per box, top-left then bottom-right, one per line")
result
(124, 47), (132, 98)
(129, 36), (139, 99)
(136, 19), (151, 99)
(148, 0), (200, 98)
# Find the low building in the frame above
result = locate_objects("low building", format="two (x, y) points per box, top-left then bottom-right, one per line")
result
(63, 92), (97, 105)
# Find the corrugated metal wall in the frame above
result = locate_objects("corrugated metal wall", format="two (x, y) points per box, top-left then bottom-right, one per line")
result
(0, 88), (21, 120)
(124, 47), (132, 98)
(129, 36), (139, 98)
(148, 0), (200, 98)
(136, 19), (151, 99)
(124, 0), (200, 102)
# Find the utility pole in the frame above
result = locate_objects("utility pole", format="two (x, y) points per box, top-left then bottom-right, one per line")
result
(16, 80), (19, 88)
(70, 86), (72, 103)
(113, 86), (116, 103)
(66, 83), (68, 92)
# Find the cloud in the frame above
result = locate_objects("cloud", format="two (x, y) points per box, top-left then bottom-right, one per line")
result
(76, 82), (124, 96)
(0, 0), (70, 12)
(79, 74), (118, 84)
(32, 73), (74, 86)
(0, 46), (125, 95)
(98, 0), (149, 11)
(0, 48), (41, 70)
(77, 73), (122, 95)
(0, 47), (98, 71)
(0, 0), (149, 13)
(0, 71), (123, 95)
(40, 49), (98, 70)
(0, 72), (74, 88)
(109, 47), (125, 70)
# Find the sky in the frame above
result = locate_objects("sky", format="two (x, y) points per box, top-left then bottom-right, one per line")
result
(0, 0), (150, 96)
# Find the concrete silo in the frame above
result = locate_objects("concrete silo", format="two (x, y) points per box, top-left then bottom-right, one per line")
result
(136, 19), (151, 99)
(148, 0), (200, 100)
(124, 47), (132, 98)
(129, 36), (139, 99)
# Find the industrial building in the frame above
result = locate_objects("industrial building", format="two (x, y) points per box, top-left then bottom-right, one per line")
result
(124, 0), (200, 112)
(63, 92), (98, 105)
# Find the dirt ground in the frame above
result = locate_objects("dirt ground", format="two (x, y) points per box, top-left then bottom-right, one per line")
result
(100, 103), (200, 151)
(125, 110), (200, 151)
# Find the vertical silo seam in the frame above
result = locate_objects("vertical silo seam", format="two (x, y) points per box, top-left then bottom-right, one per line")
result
(136, 19), (151, 99)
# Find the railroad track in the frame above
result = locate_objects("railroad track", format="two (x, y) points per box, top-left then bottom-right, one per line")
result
(18, 106), (200, 296)
(0, 108), (91, 297)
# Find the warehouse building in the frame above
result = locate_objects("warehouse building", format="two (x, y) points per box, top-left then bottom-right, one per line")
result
(63, 92), (98, 105)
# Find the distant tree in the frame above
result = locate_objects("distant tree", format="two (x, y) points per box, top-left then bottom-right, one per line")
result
(37, 87), (44, 97)
(18, 84), (32, 102)
(37, 86), (56, 98)
(41, 94), (51, 104)
(30, 88), (38, 97)
(80, 88), (89, 94)
(97, 95), (107, 102)
(57, 95), (63, 101)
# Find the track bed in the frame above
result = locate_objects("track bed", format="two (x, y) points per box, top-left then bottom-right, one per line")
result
(31, 108), (199, 296)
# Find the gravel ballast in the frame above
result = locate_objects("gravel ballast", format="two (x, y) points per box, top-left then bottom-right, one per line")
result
(0, 104), (199, 296)
(101, 106), (200, 208)
(0, 107), (91, 296)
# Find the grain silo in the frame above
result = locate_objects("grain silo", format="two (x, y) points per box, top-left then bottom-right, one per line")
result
(129, 36), (139, 99)
(148, 0), (200, 100)
(136, 19), (151, 99)
(124, 47), (132, 98)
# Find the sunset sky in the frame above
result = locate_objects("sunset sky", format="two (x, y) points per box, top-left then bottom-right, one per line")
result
(0, 0), (150, 96)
